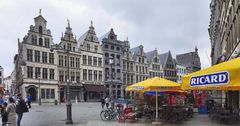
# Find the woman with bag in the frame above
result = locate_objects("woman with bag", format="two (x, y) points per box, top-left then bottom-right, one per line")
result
(6, 98), (17, 126)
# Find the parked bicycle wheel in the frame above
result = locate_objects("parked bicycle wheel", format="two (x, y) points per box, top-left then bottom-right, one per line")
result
(100, 110), (111, 121)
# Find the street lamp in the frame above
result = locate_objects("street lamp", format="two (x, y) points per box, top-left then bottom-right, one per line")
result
(38, 75), (41, 105)
(50, 44), (73, 124)
(109, 56), (114, 100)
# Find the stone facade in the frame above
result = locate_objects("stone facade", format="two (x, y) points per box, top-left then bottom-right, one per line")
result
(122, 39), (135, 94)
(159, 51), (177, 82)
(15, 12), (59, 103)
(78, 22), (104, 101)
(209, 0), (240, 109)
(131, 45), (149, 83)
(176, 47), (201, 73)
(13, 10), (203, 102)
(100, 29), (124, 99)
(146, 49), (163, 78)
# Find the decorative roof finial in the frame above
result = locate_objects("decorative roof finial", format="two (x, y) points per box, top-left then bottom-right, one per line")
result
(195, 45), (198, 52)
(39, 9), (42, 15)
(90, 20), (93, 27)
(126, 36), (128, 41)
(67, 19), (70, 27)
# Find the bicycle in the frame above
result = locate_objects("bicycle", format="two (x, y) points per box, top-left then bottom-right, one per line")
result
(100, 106), (123, 121)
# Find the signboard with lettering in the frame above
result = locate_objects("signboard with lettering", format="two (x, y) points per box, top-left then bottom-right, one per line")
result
(190, 71), (229, 86)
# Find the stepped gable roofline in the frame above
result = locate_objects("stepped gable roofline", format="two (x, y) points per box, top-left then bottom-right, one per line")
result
(159, 51), (172, 67)
(77, 21), (99, 48)
(34, 9), (46, 22)
(99, 28), (117, 44)
(61, 19), (77, 43)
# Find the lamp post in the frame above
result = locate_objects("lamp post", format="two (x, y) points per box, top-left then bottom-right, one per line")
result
(50, 44), (73, 124)
(38, 75), (41, 105)
(109, 56), (114, 100)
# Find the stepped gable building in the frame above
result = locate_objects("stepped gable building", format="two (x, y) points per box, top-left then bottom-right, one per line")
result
(122, 38), (135, 95)
(100, 28), (124, 99)
(159, 51), (177, 82)
(146, 49), (163, 78)
(56, 20), (82, 102)
(15, 11), (58, 103)
(78, 21), (105, 101)
(173, 59), (187, 84)
(131, 45), (149, 83)
(176, 47), (201, 73)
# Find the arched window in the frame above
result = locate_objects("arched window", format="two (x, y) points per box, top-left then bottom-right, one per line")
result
(39, 38), (43, 46)
(39, 26), (43, 34)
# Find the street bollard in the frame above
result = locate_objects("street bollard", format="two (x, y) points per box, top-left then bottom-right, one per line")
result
(75, 96), (78, 104)
(54, 100), (57, 105)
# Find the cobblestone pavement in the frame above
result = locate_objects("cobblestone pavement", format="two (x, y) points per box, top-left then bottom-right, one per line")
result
(20, 102), (239, 126)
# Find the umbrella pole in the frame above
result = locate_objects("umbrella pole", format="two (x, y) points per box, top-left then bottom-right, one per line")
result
(156, 90), (158, 123)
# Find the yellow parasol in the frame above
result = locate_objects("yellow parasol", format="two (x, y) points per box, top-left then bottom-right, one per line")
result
(182, 57), (240, 90)
(126, 77), (181, 124)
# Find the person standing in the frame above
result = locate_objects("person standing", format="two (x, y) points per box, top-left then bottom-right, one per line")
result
(6, 98), (16, 126)
(26, 94), (32, 108)
(16, 94), (28, 126)
(1, 102), (8, 125)
(105, 96), (110, 108)
(101, 97), (105, 109)
(0, 95), (4, 105)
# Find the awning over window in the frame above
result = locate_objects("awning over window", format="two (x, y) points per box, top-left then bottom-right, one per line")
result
(83, 84), (106, 93)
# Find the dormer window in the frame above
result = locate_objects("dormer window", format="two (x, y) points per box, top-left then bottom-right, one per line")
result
(39, 38), (43, 46)
(39, 26), (43, 34)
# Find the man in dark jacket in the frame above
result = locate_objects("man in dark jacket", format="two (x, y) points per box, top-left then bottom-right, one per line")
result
(16, 94), (28, 126)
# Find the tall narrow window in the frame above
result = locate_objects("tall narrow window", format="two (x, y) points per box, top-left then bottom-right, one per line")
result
(83, 69), (87, 80)
(42, 68), (48, 79)
(27, 66), (33, 78)
(35, 67), (41, 79)
(93, 57), (97, 66)
(59, 55), (63, 66)
(87, 44), (90, 51)
(49, 69), (54, 80)
(59, 70), (64, 82)
(76, 58), (80, 68)
(94, 70), (97, 81)
(71, 71), (75, 81)
(98, 58), (102, 66)
(88, 56), (92, 65)
(94, 45), (98, 52)
(42, 52), (48, 63)
(39, 26), (43, 34)
(44, 38), (50, 47)
(34, 50), (40, 62)
(83, 55), (87, 65)
(49, 53), (54, 64)
(27, 49), (33, 61)
(88, 70), (92, 81)
(39, 38), (43, 46)
(31, 35), (37, 45)
(99, 71), (102, 81)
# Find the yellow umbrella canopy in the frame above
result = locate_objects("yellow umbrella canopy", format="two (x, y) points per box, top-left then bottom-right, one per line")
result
(148, 77), (181, 91)
(126, 77), (181, 92)
(126, 78), (153, 92)
(182, 57), (240, 91)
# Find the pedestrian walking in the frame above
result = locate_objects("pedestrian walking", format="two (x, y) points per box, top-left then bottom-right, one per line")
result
(16, 94), (28, 126)
(105, 97), (110, 108)
(26, 94), (32, 108)
(6, 98), (16, 126)
(101, 97), (105, 109)
(1, 102), (8, 126)
(0, 95), (4, 106)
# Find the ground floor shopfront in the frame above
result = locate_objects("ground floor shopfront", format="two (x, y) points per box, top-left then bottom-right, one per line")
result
(59, 84), (106, 102)
(20, 82), (59, 103)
